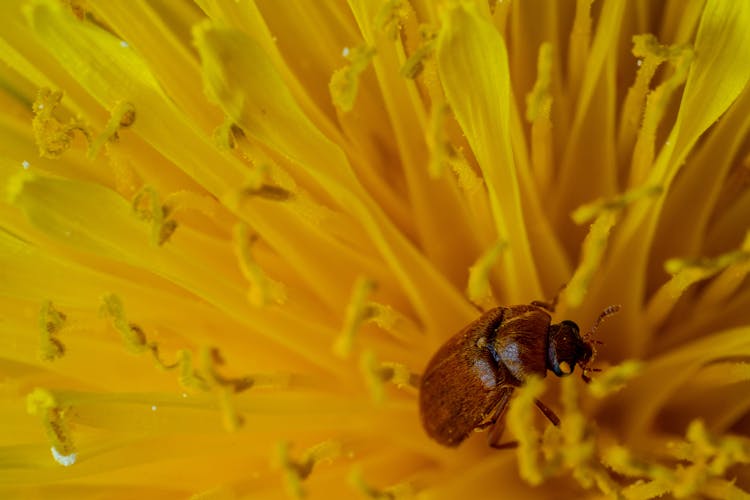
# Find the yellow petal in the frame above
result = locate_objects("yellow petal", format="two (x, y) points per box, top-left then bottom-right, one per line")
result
(436, 3), (540, 301)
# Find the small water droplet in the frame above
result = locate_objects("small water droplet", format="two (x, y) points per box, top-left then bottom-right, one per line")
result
(342, 47), (350, 57)
(120, 40), (129, 48)
(22, 160), (30, 169)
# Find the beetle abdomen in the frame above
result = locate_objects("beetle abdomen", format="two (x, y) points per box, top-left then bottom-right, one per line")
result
(419, 307), (511, 446)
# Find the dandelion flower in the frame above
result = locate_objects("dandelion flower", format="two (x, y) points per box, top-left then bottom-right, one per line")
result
(1, 0), (750, 498)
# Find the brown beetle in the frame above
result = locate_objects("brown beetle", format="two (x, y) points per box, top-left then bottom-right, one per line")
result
(419, 301), (619, 447)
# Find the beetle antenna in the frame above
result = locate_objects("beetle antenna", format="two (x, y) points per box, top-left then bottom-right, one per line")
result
(585, 304), (621, 342)
(581, 304), (621, 382)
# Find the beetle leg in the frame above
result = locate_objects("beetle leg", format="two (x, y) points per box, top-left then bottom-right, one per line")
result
(486, 389), (513, 448)
(530, 299), (555, 313)
(534, 399), (560, 426)
(531, 284), (565, 313)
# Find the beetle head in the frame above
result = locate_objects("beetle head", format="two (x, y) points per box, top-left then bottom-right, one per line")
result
(547, 320), (592, 377)
(548, 305), (622, 382)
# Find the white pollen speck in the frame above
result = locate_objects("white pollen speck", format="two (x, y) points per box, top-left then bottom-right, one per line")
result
(38, 104), (44, 110)
(22, 160), (30, 169)
(181, 392), (187, 398)
(637, 59), (643, 67)
(342, 46), (350, 57)
(151, 405), (157, 411)
(120, 40), (129, 48)
(51, 446), (76, 466)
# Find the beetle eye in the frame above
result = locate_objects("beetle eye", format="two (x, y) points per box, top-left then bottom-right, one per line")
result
(561, 320), (579, 335)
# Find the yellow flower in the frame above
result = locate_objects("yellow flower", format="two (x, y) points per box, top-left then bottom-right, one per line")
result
(1, 0), (749, 498)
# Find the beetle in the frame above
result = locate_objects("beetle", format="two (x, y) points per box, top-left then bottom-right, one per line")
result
(419, 301), (620, 447)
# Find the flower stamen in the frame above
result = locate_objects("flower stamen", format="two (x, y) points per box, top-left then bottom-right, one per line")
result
(526, 42), (554, 194)
(333, 277), (377, 358)
(100, 293), (148, 353)
(88, 100), (136, 158)
(274, 440), (342, 499)
(26, 388), (76, 459)
(374, 0), (410, 40)
(630, 42), (694, 186)
(31, 88), (90, 159)
(131, 187), (178, 246)
(466, 239), (507, 309)
(425, 102), (454, 179)
(233, 223), (287, 307)
(618, 35), (681, 163)
(360, 350), (418, 404)
(330, 44), (376, 112)
(566, 186), (662, 307)
(401, 30), (436, 79)
(39, 300), (67, 361)
(587, 360), (643, 398)
(348, 465), (415, 499)
(604, 420), (750, 499)
(507, 376), (546, 485)
(646, 243), (750, 328)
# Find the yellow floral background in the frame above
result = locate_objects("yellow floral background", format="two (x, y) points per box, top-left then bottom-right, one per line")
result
(1, 0), (750, 498)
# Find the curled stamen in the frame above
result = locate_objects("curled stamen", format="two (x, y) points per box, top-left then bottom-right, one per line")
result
(360, 350), (418, 404)
(176, 349), (209, 392)
(374, 0), (411, 40)
(563, 212), (617, 308)
(646, 244), (750, 328)
(362, 302), (420, 341)
(31, 88), (90, 158)
(88, 100), (136, 158)
(330, 44), (376, 112)
(131, 187), (178, 246)
(201, 347), (254, 393)
(39, 301), (67, 361)
(401, 35), (436, 79)
(163, 190), (221, 219)
(348, 465), (415, 499)
(587, 360), (642, 398)
(233, 223), (287, 307)
(275, 440), (342, 499)
(26, 388), (76, 459)
(213, 118), (241, 151)
(426, 102), (455, 179)
(572, 185), (663, 225)
(100, 294), (148, 353)
(466, 240), (507, 309)
(333, 277), (377, 358)
(240, 184), (293, 201)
